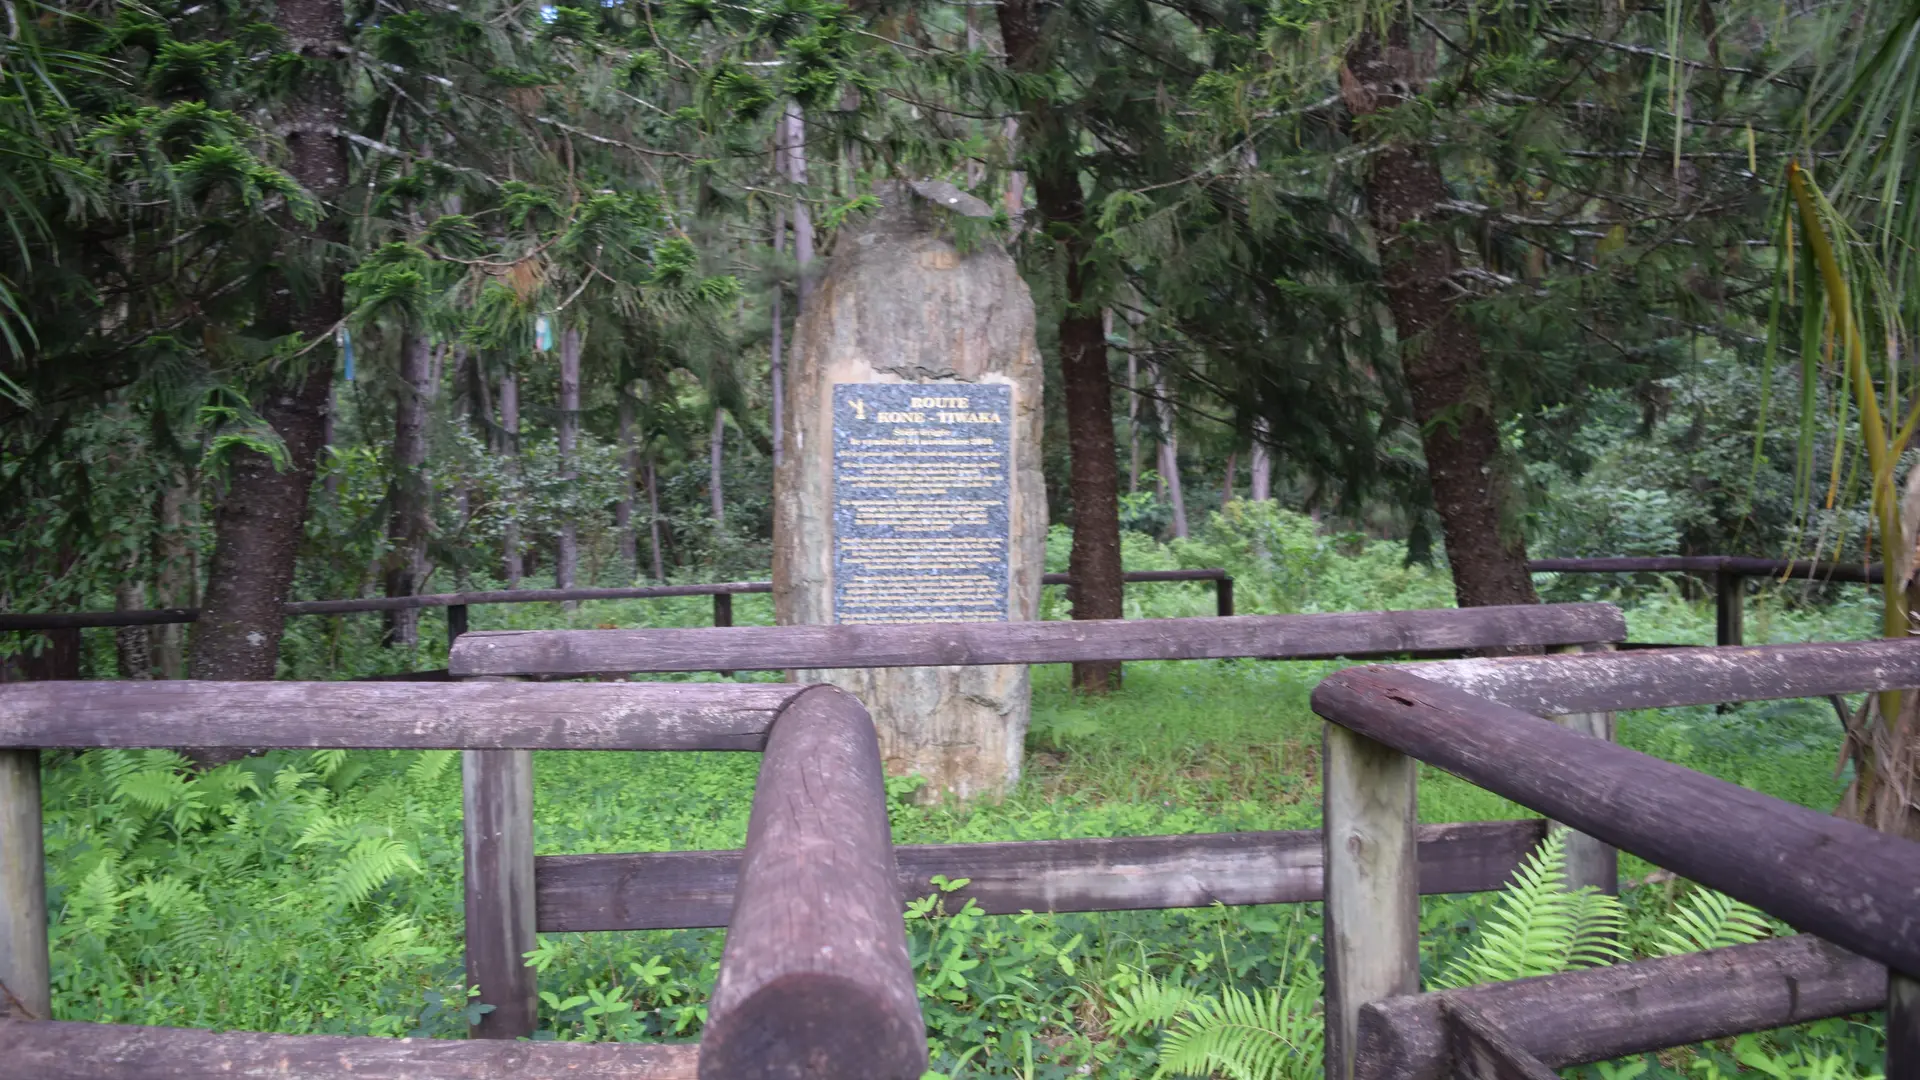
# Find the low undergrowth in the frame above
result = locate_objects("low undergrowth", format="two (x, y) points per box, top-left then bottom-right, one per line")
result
(40, 509), (1887, 1076)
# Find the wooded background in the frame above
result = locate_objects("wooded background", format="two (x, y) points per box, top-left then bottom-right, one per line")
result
(3, 0), (1914, 690)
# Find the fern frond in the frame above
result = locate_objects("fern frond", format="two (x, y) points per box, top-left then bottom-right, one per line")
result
(405, 749), (457, 789)
(323, 836), (421, 908)
(1106, 976), (1207, 1035)
(1157, 982), (1322, 1080)
(1437, 830), (1627, 988)
(1656, 887), (1773, 956)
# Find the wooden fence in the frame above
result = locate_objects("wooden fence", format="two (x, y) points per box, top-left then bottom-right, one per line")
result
(1314, 641), (1920, 1080)
(1528, 555), (1883, 647)
(0, 602), (1623, 1079)
(0, 569), (1233, 682)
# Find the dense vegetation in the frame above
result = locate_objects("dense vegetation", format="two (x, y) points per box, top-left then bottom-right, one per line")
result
(4, 0), (1916, 1073)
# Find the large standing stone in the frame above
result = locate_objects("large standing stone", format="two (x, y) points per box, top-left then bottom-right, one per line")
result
(773, 182), (1045, 801)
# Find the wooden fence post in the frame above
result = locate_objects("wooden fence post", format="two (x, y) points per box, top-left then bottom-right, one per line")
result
(1323, 722), (1418, 1080)
(1548, 644), (1618, 895)
(463, 727), (537, 1038)
(1215, 576), (1235, 618)
(0, 749), (48, 1021)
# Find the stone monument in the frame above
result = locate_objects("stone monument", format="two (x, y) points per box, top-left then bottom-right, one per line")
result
(773, 181), (1045, 801)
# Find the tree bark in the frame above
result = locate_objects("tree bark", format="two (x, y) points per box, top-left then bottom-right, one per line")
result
(497, 370), (524, 588)
(151, 469), (194, 679)
(782, 104), (815, 311)
(191, 35), (347, 683)
(1222, 452), (1236, 508)
(645, 451), (665, 582)
(770, 205), (786, 475)
(382, 330), (433, 647)
(997, 0), (1125, 692)
(1342, 25), (1538, 610)
(1155, 368), (1188, 540)
(114, 577), (151, 680)
(616, 390), (637, 574)
(709, 408), (726, 528)
(556, 328), (581, 594)
(1250, 419), (1273, 503)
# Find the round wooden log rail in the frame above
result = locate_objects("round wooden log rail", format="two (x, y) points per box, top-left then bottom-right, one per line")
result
(3, 1021), (700, 1079)
(698, 686), (926, 1080)
(1354, 936), (1885, 1080)
(1399, 638), (1920, 715)
(449, 604), (1629, 676)
(0, 681), (805, 750)
(1312, 666), (1920, 979)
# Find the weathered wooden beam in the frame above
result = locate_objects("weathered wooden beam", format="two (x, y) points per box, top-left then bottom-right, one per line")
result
(1322, 722), (1419, 1080)
(463, 744), (538, 1039)
(1314, 669), (1920, 978)
(0, 748), (48, 1022)
(451, 604), (1628, 676)
(4, 1020), (700, 1078)
(0, 608), (199, 632)
(1528, 556), (1882, 584)
(1441, 999), (1558, 1080)
(1353, 935), (1885, 1080)
(1398, 639), (1920, 716)
(699, 687), (926, 1080)
(0, 681), (804, 750)
(532, 820), (1548, 932)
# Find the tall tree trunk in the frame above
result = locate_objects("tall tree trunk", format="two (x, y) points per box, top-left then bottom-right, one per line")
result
(782, 103), (815, 310)
(114, 576), (151, 680)
(556, 328), (581, 593)
(998, 0), (1125, 692)
(1342, 25), (1538, 610)
(645, 451), (665, 582)
(1250, 420), (1273, 503)
(190, 0), (348, 683)
(617, 390), (637, 574)
(1155, 369), (1188, 539)
(499, 370), (523, 588)
(1116, 309), (1141, 495)
(1003, 118), (1027, 224)
(151, 469), (194, 678)
(770, 205), (786, 475)
(709, 409), (726, 527)
(1222, 452), (1236, 508)
(382, 330), (433, 647)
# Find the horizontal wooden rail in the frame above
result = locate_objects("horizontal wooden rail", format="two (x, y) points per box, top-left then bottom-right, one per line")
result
(1312, 666), (1920, 978)
(0, 570), (1233, 632)
(1400, 639), (1920, 715)
(2, 1021), (699, 1079)
(450, 603), (1628, 676)
(1528, 556), (1883, 584)
(1355, 936), (1885, 1080)
(534, 819), (1546, 932)
(0, 681), (805, 750)
(699, 686), (926, 1079)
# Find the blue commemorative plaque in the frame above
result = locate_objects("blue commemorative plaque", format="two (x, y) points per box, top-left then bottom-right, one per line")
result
(832, 383), (1013, 624)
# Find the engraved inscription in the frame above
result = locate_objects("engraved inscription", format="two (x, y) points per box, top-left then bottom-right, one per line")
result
(833, 383), (1012, 624)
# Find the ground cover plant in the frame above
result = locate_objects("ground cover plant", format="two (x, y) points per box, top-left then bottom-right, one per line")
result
(35, 511), (1889, 1077)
